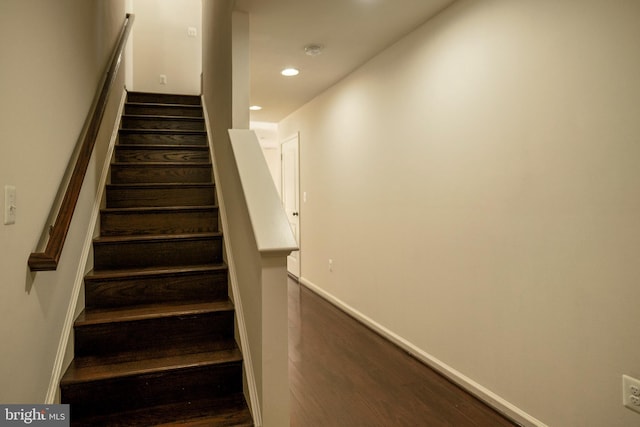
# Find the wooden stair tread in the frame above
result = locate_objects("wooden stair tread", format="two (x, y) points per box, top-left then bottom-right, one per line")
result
(85, 264), (227, 281)
(105, 184), (216, 208)
(101, 205), (218, 214)
(120, 128), (206, 134)
(117, 131), (207, 146)
(111, 161), (211, 166)
(126, 101), (202, 109)
(62, 347), (242, 384)
(123, 114), (205, 121)
(116, 144), (208, 149)
(94, 232), (222, 244)
(126, 92), (201, 106)
(76, 300), (234, 326)
(107, 182), (214, 188)
(70, 395), (252, 427)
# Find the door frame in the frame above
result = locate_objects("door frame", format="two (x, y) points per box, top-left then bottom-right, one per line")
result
(281, 132), (300, 278)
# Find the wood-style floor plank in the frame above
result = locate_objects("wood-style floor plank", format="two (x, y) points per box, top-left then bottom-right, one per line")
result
(288, 278), (520, 427)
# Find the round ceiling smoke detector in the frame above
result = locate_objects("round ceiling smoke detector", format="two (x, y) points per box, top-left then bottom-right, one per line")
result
(304, 44), (324, 57)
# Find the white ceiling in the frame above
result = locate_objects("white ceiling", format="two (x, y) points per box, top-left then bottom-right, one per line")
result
(234, 0), (456, 123)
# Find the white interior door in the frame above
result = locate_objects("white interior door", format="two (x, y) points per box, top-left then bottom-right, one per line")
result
(281, 133), (300, 277)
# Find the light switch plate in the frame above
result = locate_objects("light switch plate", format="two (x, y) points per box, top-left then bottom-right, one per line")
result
(4, 185), (16, 225)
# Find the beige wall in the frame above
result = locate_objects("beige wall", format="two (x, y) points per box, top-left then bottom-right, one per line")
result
(251, 121), (281, 195)
(279, 1), (640, 425)
(0, 0), (125, 403)
(131, 0), (202, 94)
(232, 11), (250, 128)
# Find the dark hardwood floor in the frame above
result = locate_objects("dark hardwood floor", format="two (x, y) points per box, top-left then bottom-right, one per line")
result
(288, 278), (519, 427)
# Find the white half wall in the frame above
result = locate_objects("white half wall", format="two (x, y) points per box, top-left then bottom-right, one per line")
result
(278, 1), (640, 426)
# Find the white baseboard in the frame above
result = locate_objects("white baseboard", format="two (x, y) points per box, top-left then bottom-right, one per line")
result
(298, 276), (547, 427)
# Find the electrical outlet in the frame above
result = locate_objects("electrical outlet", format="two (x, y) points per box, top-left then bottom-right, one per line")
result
(623, 375), (640, 414)
(160, 74), (167, 85)
(328, 259), (333, 272)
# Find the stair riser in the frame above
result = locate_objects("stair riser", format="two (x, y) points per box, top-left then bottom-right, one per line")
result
(119, 131), (207, 146)
(122, 116), (205, 131)
(125, 104), (203, 117)
(111, 164), (213, 184)
(85, 270), (228, 309)
(93, 236), (222, 270)
(106, 185), (215, 208)
(101, 209), (218, 236)
(62, 363), (242, 418)
(115, 147), (210, 163)
(127, 93), (201, 105)
(74, 310), (235, 357)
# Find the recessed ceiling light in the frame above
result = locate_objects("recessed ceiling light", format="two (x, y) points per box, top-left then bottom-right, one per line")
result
(281, 68), (300, 77)
(249, 105), (262, 111)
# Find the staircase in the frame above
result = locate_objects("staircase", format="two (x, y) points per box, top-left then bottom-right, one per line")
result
(60, 92), (253, 426)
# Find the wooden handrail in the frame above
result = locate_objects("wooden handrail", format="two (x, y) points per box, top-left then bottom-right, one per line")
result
(28, 14), (135, 271)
